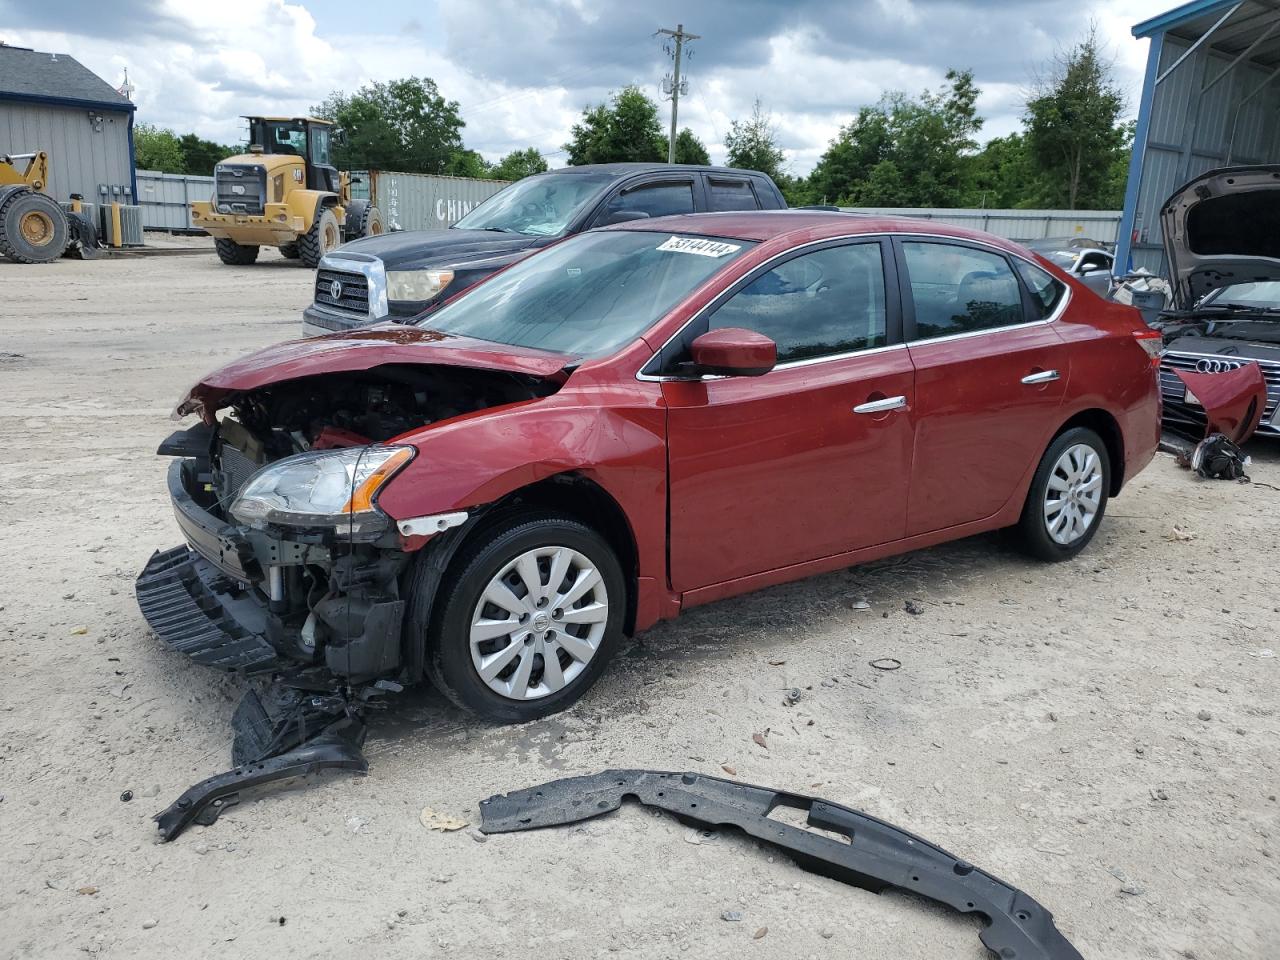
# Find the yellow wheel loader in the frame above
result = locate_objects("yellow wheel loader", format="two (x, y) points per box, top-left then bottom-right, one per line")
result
(191, 117), (383, 267)
(0, 151), (70, 263)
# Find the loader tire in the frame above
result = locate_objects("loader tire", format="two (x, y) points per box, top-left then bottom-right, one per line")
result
(214, 237), (260, 265)
(278, 242), (300, 259)
(299, 206), (341, 268)
(342, 200), (384, 241)
(0, 189), (69, 264)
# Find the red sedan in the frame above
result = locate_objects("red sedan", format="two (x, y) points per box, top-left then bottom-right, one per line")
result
(139, 212), (1163, 722)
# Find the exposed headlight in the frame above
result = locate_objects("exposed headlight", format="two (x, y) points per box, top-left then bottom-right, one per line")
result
(386, 269), (454, 302)
(229, 446), (413, 536)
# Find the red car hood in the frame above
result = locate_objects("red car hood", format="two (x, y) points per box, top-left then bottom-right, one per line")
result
(177, 326), (573, 421)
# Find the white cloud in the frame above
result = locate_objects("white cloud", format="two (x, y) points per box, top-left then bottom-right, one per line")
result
(6, 0), (1178, 175)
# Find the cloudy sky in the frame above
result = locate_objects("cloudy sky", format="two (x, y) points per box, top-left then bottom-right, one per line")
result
(4, 0), (1175, 174)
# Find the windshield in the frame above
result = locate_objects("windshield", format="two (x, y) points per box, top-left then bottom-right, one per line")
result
(250, 120), (308, 158)
(419, 230), (756, 357)
(454, 172), (615, 237)
(1040, 250), (1079, 269)
(1202, 280), (1280, 311)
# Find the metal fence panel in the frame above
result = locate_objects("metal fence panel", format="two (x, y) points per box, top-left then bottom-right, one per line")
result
(136, 170), (214, 231)
(840, 207), (1123, 243)
(349, 170), (510, 231)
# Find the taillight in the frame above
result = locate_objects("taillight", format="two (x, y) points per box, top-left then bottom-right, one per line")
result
(1133, 329), (1163, 366)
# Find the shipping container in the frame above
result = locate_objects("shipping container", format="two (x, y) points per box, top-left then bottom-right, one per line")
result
(136, 170), (214, 231)
(841, 207), (1122, 244)
(349, 170), (510, 232)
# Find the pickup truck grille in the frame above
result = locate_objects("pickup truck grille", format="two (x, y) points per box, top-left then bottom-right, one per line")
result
(214, 165), (266, 216)
(314, 268), (370, 316)
(1159, 351), (1280, 436)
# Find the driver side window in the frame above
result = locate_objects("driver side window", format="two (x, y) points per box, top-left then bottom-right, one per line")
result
(707, 243), (887, 364)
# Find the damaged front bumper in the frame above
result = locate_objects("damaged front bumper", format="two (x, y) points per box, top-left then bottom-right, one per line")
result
(136, 458), (408, 680)
(481, 770), (1084, 960)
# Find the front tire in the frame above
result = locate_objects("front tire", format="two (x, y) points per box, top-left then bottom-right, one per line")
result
(299, 207), (341, 267)
(415, 514), (626, 722)
(0, 190), (69, 264)
(214, 237), (259, 265)
(1015, 427), (1110, 561)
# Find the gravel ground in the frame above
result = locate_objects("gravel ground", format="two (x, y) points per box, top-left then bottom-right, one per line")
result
(1, 246), (1277, 960)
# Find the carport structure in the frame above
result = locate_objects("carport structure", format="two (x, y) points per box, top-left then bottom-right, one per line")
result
(1117, 0), (1280, 274)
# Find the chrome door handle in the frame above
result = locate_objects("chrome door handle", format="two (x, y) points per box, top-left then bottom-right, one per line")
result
(1021, 370), (1060, 385)
(853, 395), (907, 414)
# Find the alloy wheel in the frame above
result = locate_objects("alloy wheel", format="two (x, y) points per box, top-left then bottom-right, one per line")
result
(468, 545), (609, 701)
(1043, 442), (1103, 545)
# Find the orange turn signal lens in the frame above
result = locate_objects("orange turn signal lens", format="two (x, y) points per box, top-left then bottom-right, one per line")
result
(340, 446), (414, 515)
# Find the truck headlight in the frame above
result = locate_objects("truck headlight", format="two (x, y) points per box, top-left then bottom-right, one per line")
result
(229, 446), (413, 536)
(386, 269), (454, 302)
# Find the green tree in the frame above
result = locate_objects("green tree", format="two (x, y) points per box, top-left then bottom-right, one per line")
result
(805, 70), (982, 207)
(445, 149), (491, 179)
(134, 123), (185, 173)
(1024, 28), (1127, 209)
(671, 127), (710, 165)
(314, 77), (465, 174)
(564, 86), (665, 165)
(489, 147), (549, 181)
(178, 133), (237, 176)
(967, 133), (1038, 208)
(724, 99), (786, 180)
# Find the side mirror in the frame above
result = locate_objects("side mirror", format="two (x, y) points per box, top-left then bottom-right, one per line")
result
(690, 328), (777, 377)
(600, 209), (650, 226)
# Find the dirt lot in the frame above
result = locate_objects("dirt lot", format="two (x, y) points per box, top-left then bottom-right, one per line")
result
(1, 244), (1277, 960)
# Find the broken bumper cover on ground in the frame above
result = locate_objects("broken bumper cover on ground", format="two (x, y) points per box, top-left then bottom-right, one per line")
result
(480, 770), (1084, 960)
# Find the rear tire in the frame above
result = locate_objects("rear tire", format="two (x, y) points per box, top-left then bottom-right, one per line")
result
(0, 190), (69, 264)
(356, 204), (383, 238)
(278, 242), (300, 259)
(214, 237), (259, 265)
(413, 513), (626, 723)
(1014, 427), (1111, 561)
(299, 206), (341, 267)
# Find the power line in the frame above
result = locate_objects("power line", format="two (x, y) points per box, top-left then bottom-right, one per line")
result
(656, 23), (700, 163)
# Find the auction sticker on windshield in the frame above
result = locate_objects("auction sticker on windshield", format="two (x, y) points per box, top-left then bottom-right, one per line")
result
(657, 236), (742, 258)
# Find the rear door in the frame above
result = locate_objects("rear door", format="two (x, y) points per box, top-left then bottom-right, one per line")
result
(657, 238), (916, 591)
(704, 175), (762, 212)
(896, 238), (1070, 536)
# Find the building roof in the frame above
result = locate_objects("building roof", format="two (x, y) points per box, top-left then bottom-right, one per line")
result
(0, 44), (134, 110)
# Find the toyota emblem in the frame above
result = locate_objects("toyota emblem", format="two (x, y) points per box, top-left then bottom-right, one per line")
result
(1195, 358), (1242, 374)
(329, 279), (342, 301)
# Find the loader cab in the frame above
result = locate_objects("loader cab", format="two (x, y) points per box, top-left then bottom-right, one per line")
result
(245, 117), (341, 193)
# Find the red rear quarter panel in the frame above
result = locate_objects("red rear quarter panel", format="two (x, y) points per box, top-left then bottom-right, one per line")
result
(1053, 292), (1161, 490)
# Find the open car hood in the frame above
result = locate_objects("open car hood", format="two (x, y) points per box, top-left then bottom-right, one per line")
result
(177, 325), (572, 421)
(1161, 165), (1280, 310)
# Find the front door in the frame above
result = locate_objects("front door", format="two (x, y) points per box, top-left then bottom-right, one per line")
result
(659, 239), (916, 592)
(896, 239), (1070, 535)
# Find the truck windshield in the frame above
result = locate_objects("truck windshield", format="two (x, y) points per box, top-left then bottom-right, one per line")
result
(454, 172), (615, 237)
(419, 230), (755, 357)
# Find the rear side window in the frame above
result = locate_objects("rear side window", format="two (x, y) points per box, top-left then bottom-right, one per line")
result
(707, 178), (759, 211)
(902, 242), (1024, 340)
(708, 242), (887, 363)
(605, 182), (695, 220)
(1017, 260), (1067, 319)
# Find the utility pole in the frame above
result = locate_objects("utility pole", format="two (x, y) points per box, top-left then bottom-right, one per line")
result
(657, 23), (699, 164)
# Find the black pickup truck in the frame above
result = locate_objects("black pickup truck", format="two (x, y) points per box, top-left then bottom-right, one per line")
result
(302, 163), (787, 335)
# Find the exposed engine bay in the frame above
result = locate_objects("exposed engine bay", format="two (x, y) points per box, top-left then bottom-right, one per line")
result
(203, 364), (557, 510)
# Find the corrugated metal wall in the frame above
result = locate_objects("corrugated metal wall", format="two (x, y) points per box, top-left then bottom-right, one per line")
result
(136, 170), (214, 231)
(349, 170), (510, 231)
(841, 207), (1122, 243)
(0, 100), (133, 203)
(1126, 35), (1280, 274)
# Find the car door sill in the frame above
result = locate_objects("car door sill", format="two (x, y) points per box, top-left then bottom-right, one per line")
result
(680, 509), (1018, 609)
